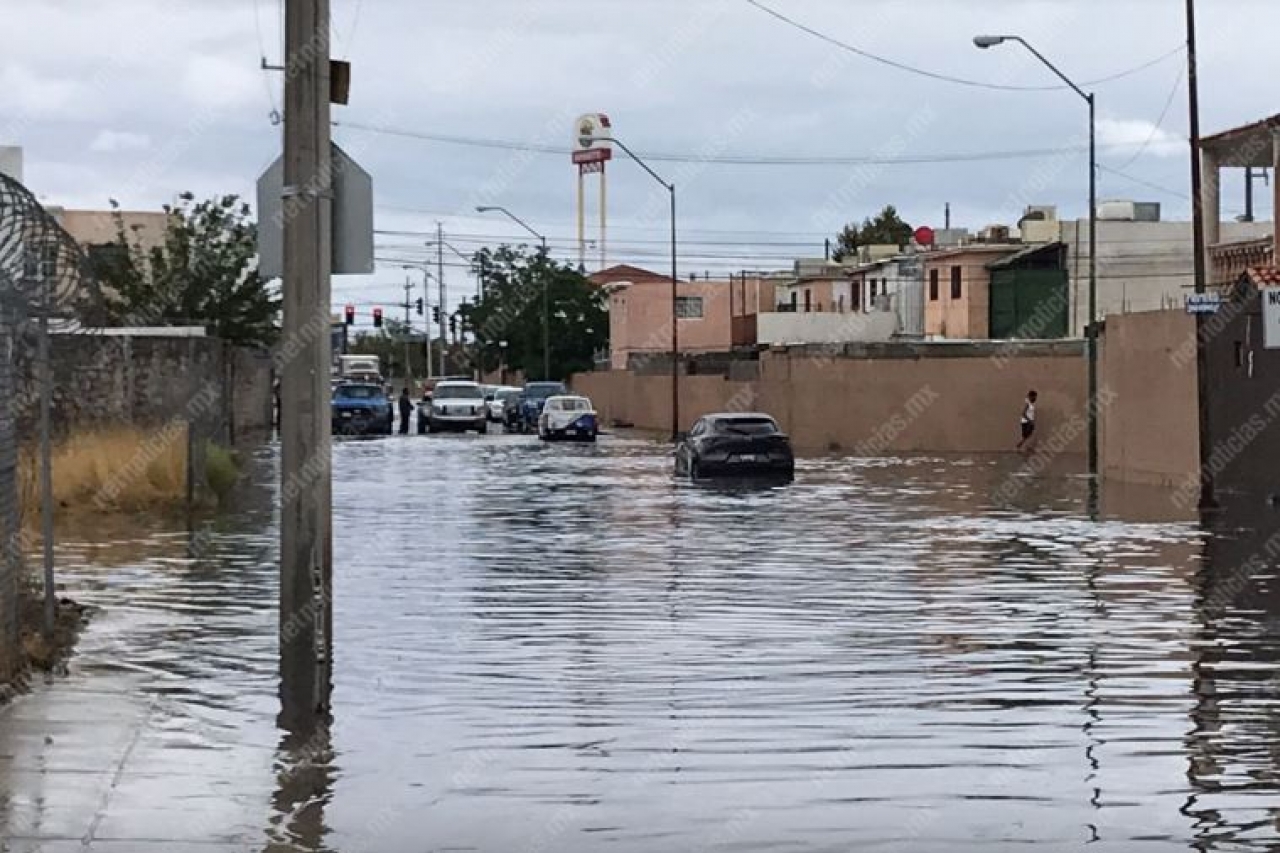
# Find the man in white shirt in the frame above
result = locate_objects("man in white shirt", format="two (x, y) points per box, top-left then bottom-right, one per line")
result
(1017, 390), (1038, 451)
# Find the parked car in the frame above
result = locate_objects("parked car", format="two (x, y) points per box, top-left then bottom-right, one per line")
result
(538, 395), (598, 442)
(486, 385), (520, 422)
(675, 413), (794, 480)
(515, 381), (568, 433)
(420, 380), (488, 434)
(331, 382), (393, 436)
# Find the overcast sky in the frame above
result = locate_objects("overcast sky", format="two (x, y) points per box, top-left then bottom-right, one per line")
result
(3, 0), (1276, 318)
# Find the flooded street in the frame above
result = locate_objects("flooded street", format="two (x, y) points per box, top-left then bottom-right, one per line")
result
(3, 433), (1280, 851)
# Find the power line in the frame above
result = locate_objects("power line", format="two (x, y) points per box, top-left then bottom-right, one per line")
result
(336, 120), (1156, 167)
(744, 0), (1184, 92)
(1114, 64), (1187, 171)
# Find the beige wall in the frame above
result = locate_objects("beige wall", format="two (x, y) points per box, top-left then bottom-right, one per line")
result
(923, 249), (1010, 339)
(55, 208), (170, 254)
(1099, 310), (1199, 487)
(574, 343), (1087, 456)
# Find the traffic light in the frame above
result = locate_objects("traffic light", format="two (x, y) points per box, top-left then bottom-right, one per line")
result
(344, 304), (354, 326)
(415, 297), (424, 315)
(432, 306), (441, 324)
(372, 307), (383, 328)
(449, 314), (457, 338)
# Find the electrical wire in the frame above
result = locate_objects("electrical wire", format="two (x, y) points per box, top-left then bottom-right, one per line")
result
(1114, 65), (1187, 171)
(251, 0), (280, 120)
(744, 0), (1184, 92)
(336, 119), (1157, 167)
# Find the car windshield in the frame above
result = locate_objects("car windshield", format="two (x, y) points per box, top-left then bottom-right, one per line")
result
(498, 390), (521, 403)
(714, 417), (777, 435)
(550, 398), (591, 412)
(525, 383), (566, 400)
(435, 385), (483, 400)
(335, 385), (382, 400)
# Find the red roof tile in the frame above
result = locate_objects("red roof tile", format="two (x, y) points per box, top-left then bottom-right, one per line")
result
(1245, 266), (1280, 286)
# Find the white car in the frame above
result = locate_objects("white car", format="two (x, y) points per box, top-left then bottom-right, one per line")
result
(538, 395), (598, 442)
(485, 385), (520, 422)
(421, 381), (488, 434)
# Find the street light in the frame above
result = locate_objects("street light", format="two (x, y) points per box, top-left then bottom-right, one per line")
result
(975, 34), (1098, 480)
(588, 134), (680, 442)
(475, 205), (551, 380)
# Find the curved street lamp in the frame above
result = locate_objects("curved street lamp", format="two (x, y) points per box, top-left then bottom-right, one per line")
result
(588, 134), (680, 442)
(975, 33), (1098, 479)
(475, 205), (551, 380)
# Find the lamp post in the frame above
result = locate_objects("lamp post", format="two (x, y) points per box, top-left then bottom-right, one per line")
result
(475, 205), (550, 380)
(591, 134), (680, 442)
(975, 34), (1098, 479)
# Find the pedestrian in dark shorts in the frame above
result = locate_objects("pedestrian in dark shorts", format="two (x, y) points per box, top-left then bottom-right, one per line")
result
(1017, 390), (1038, 451)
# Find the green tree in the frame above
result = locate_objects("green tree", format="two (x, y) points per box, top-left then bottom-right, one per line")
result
(463, 245), (606, 381)
(98, 193), (280, 346)
(830, 205), (913, 262)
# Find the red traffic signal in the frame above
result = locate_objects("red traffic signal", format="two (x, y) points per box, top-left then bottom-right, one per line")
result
(344, 304), (355, 325)
(372, 307), (383, 328)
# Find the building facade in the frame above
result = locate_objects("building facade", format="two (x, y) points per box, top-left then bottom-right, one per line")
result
(922, 245), (1019, 339)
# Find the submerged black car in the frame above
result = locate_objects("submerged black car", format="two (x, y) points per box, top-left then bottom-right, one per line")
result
(675, 413), (794, 480)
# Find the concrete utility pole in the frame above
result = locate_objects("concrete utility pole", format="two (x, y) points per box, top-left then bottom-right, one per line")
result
(402, 277), (415, 391)
(1186, 0), (1216, 509)
(279, 0), (333, 731)
(436, 222), (446, 375)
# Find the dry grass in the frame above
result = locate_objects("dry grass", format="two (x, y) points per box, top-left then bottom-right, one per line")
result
(19, 424), (189, 518)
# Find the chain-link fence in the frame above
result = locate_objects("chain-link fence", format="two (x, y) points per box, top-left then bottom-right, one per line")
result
(0, 172), (105, 680)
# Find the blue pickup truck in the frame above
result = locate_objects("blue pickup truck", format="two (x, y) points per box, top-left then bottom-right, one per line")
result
(331, 382), (394, 436)
(514, 381), (568, 433)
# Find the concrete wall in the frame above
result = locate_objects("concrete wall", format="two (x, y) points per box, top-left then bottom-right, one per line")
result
(15, 333), (273, 443)
(1098, 310), (1200, 488)
(574, 340), (1087, 456)
(757, 311), (896, 345)
(1062, 219), (1272, 335)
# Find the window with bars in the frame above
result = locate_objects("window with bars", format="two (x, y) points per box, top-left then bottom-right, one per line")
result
(675, 296), (704, 319)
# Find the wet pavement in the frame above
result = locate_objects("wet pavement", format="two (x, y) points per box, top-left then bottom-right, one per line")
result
(2, 431), (1279, 851)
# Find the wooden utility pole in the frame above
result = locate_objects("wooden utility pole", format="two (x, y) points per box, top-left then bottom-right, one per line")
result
(1186, 0), (1216, 509)
(279, 0), (333, 730)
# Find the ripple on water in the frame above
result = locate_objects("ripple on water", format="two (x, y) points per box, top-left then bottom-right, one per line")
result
(27, 433), (1280, 851)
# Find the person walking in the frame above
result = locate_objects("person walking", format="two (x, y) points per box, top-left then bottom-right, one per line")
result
(398, 387), (413, 435)
(1016, 389), (1038, 452)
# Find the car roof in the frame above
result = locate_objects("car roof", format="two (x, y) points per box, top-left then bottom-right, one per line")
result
(547, 395), (591, 403)
(435, 380), (480, 388)
(704, 412), (777, 421)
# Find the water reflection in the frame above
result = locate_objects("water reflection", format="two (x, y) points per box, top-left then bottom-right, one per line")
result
(2, 435), (1279, 850)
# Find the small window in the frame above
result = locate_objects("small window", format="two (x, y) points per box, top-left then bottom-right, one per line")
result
(950, 266), (962, 299)
(804, 289), (812, 312)
(675, 296), (704, 319)
(870, 281), (878, 299)
(929, 269), (939, 301)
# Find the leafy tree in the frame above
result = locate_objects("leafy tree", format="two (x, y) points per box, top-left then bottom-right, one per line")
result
(98, 193), (280, 346)
(462, 245), (606, 381)
(831, 205), (913, 262)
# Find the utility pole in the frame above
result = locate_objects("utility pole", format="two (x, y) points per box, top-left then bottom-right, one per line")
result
(402, 277), (414, 391)
(436, 222), (446, 375)
(1186, 0), (1216, 509)
(280, 0), (333, 731)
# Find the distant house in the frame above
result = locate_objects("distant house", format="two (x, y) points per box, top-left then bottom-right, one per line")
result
(591, 264), (770, 370)
(922, 245), (1020, 339)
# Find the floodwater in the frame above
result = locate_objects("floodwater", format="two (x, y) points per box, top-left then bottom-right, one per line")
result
(2, 432), (1280, 852)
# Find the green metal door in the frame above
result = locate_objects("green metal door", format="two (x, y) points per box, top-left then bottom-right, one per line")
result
(989, 269), (1067, 339)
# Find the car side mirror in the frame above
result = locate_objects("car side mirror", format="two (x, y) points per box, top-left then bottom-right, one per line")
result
(674, 431), (689, 442)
